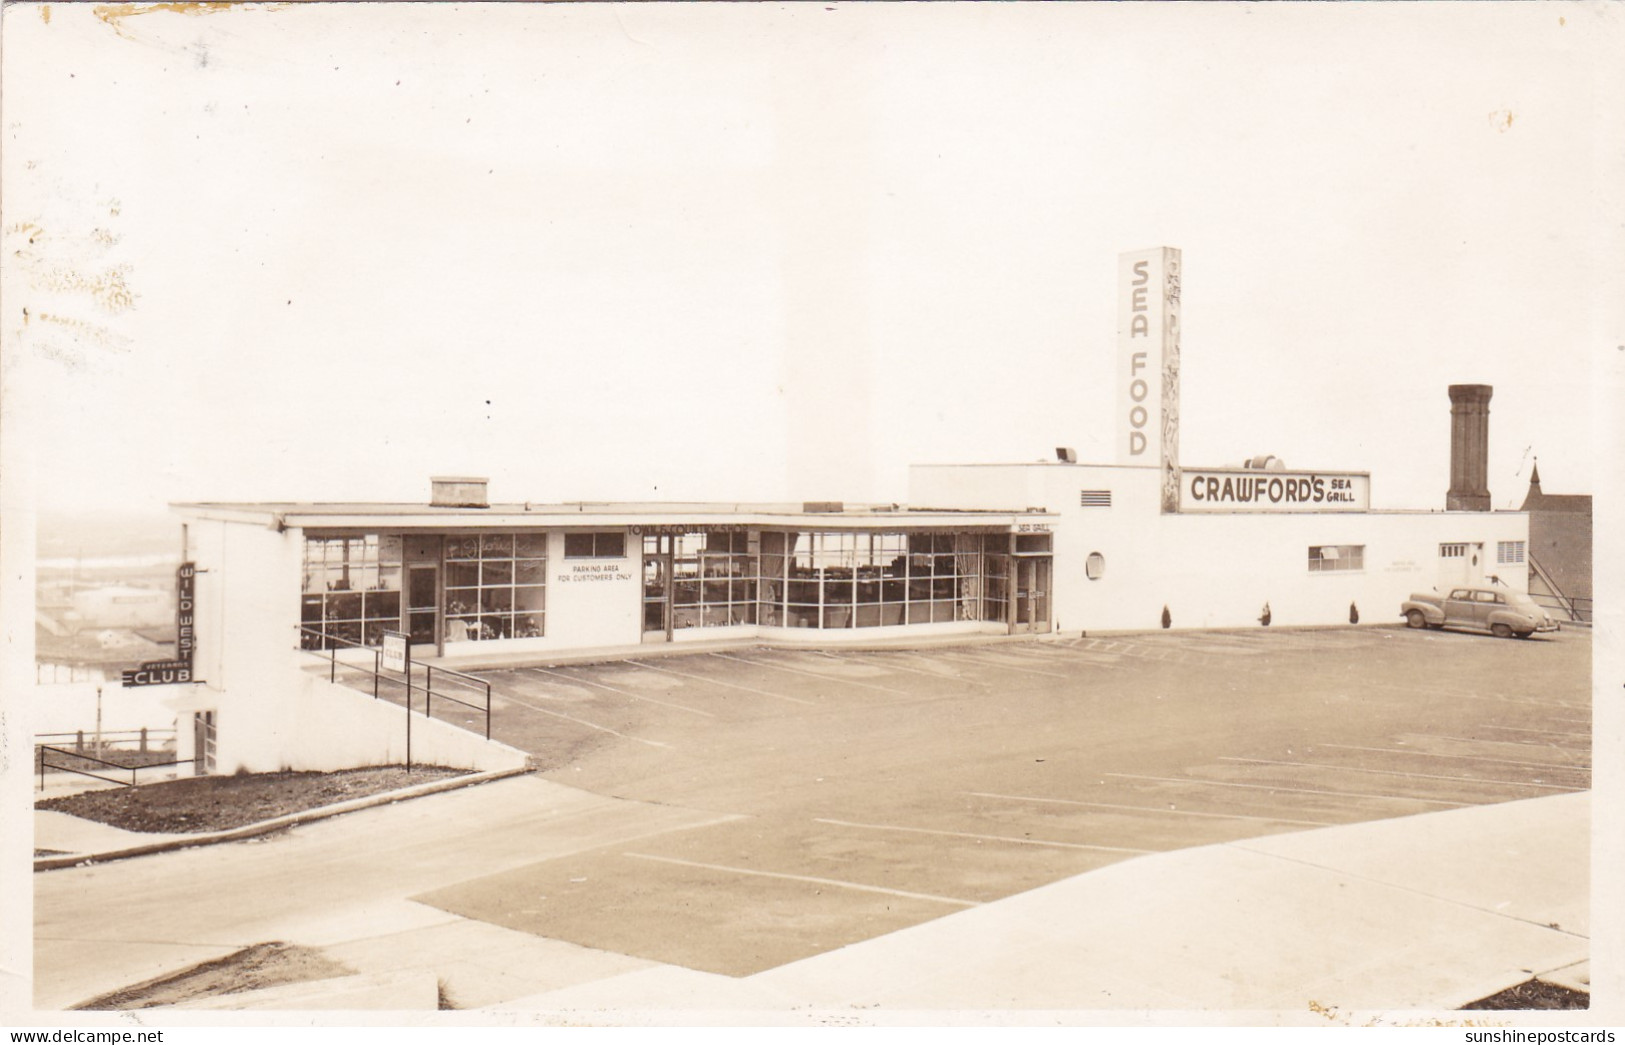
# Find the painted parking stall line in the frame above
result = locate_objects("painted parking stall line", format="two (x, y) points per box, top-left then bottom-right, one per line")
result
(965, 791), (1337, 828)
(1317, 743), (1592, 775)
(624, 658), (816, 707)
(1402, 732), (1591, 766)
(711, 651), (909, 695)
(526, 666), (716, 718)
(1474, 724), (1592, 741)
(1218, 756), (1586, 792)
(1103, 772), (1473, 808)
(865, 652), (995, 684)
(812, 817), (1156, 855)
(622, 853), (980, 908)
(491, 686), (671, 749)
(930, 649), (1072, 679)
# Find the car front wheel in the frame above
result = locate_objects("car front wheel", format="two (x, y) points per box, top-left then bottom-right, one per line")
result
(1406, 610), (1427, 629)
(1491, 623), (1513, 639)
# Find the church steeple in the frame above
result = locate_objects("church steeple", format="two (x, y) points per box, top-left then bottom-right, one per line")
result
(1521, 459), (1543, 510)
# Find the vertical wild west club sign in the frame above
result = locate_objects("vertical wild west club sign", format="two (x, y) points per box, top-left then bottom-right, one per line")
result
(1116, 246), (1182, 513)
(122, 562), (198, 686)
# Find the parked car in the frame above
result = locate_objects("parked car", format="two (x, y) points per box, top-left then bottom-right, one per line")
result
(1401, 586), (1560, 639)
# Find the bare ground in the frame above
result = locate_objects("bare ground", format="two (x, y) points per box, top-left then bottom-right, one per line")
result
(1461, 979), (1589, 1010)
(36, 765), (468, 833)
(74, 942), (352, 1010)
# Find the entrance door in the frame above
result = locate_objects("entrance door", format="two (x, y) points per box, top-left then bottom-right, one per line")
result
(1438, 542), (1486, 591)
(643, 536), (673, 642)
(1012, 558), (1052, 634)
(407, 564), (439, 651)
(193, 711), (216, 776)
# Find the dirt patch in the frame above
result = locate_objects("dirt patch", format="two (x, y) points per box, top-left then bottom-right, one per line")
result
(76, 941), (352, 1010)
(1461, 979), (1589, 1010)
(36, 765), (468, 834)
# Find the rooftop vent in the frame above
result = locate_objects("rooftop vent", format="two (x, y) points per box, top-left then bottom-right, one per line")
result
(1056, 447), (1078, 463)
(431, 476), (490, 508)
(1242, 455), (1286, 471)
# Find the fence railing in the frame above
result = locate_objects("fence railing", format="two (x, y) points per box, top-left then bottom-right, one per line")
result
(34, 728), (176, 755)
(294, 626), (492, 740)
(37, 744), (193, 790)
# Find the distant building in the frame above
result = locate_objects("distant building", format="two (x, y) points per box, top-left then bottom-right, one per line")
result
(1518, 463), (1592, 622)
(69, 585), (173, 630)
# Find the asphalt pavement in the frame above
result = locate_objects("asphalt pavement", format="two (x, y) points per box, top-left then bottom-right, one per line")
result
(31, 626), (1594, 1017)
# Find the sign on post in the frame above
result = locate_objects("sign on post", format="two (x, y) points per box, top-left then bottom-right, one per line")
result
(381, 630), (409, 673)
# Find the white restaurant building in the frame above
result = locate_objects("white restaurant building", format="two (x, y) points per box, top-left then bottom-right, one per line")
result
(156, 248), (1534, 775)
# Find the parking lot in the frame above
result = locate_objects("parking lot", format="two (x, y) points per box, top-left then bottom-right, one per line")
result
(410, 626), (1591, 978)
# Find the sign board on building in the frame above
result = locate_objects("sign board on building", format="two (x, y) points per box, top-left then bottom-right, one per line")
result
(1178, 469), (1371, 512)
(1116, 247), (1182, 513)
(122, 563), (198, 687)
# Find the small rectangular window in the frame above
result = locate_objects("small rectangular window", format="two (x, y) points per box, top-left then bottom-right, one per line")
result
(1079, 490), (1112, 508)
(1497, 540), (1525, 565)
(565, 532), (626, 558)
(1439, 543), (1467, 558)
(1308, 545), (1364, 573)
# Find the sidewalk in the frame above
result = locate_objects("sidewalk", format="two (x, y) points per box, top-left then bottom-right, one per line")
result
(496, 792), (1590, 1016)
(35, 781), (1589, 1015)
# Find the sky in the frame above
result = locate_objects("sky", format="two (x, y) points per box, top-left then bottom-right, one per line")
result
(2, 2), (1619, 521)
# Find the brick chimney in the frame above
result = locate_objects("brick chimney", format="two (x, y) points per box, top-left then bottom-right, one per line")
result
(1446, 385), (1492, 511)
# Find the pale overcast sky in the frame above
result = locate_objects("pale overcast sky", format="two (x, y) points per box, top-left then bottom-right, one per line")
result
(3, 2), (1619, 518)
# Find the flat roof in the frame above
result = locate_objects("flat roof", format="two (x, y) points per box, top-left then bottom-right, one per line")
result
(170, 500), (1055, 530)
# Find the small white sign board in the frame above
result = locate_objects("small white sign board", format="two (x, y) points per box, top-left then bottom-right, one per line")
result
(381, 631), (409, 673)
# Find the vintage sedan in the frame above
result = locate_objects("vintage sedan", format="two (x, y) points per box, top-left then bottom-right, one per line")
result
(1401, 586), (1560, 639)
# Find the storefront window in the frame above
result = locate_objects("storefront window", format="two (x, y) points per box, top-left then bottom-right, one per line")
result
(444, 533), (547, 641)
(671, 531), (757, 629)
(301, 536), (402, 649)
(758, 531), (1005, 629)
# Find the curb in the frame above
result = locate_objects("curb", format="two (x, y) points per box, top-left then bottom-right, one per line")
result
(34, 765), (534, 872)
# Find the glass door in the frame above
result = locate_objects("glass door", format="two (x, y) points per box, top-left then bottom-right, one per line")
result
(643, 535), (672, 641)
(407, 564), (440, 651)
(1012, 557), (1052, 634)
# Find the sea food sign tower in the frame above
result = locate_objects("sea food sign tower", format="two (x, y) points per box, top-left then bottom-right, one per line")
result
(1117, 247), (1182, 513)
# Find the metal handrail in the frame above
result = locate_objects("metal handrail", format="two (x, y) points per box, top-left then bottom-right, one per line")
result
(37, 744), (194, 790)
(294, 626), (492, 739)
(1527, 592), (1593, 623)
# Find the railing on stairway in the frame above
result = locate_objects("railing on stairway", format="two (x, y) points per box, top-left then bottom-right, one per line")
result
(294, 626), (493, 740)
(1526, 554), (1593, 624)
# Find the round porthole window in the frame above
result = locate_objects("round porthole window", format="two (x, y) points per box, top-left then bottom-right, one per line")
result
(1085, 552), (1105, 580)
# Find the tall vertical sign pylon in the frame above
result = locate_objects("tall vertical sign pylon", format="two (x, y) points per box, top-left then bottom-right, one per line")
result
(1116, 246), (1182, 512)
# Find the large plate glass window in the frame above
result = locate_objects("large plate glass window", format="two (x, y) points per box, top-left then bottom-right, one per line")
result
(758, 531), (1005, 628)
(300, 535), (402, 649)
(444, 533), (547, 642)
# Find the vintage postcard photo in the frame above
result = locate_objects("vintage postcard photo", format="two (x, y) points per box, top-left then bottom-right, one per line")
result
(2, 0), (1620, 1032)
